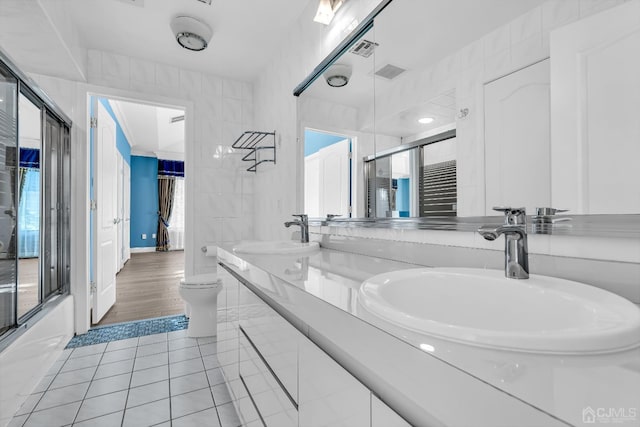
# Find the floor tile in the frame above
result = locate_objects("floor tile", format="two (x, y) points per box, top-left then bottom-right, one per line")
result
(217, 400), (244, 427)
(99, 347), (137, 364)
(169, 346), (201, 364)
(75, 390), (128, 422)
(34, 382), (89, 411)
(130, 365), (169, 388)
(32, 375), (54, 393)
(206, 368), (226, 386)
(138, 333), (167, 346)
(122, 398), (170, 427)
(6, 414), (28, 427)
(136, 342), (168, 357)
(68, 343), (107, 359)
(211, 382), (234, 406)
(45, 360), (65, 376)
(23, 401), (81, 427)
(169, 358), (205, 378)
(167, 329), (189, 340)
(170, 388), (215, 419)
(85, 373), (132, 398)
(151, 422), (171, 427)
(171, 407), (221, 427)
(93, 359), (134, 380)
(227, 397), (259, 425)
(170, 371), (210, 396)
(126, 380), (169, 408)
(105, 337), (139, 352)
(203, 354), (222, 370)
(134, 352), (168, 371)
(199, 342), (219, 356)
(14, 393), (43, 416)
(264, 409), (297, 427)
(196, 336), (217, 345)
(60, 354), (102, 373)
(168, 337), (199, 351)
(225, 379), (248, 401)
(72, 410), (123, 426)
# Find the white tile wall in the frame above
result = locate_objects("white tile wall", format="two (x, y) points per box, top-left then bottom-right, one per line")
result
(81, 49), (256, 275)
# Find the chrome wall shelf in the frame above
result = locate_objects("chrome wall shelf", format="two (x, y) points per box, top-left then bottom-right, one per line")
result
(232, 130), (276, 172)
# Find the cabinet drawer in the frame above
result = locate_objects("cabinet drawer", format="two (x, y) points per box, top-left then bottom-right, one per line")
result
(239, 284), (299, 403)
(239, 325), (297, 426)
(299, 338), (370, 427)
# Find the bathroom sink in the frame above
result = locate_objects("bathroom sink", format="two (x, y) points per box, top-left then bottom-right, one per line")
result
(233, 240), (319, 255)
(358, 268), (640, 354)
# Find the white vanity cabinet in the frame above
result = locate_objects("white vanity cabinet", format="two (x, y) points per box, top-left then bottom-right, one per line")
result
(227, 271), (408, 427)
(371, 395), (412, 427)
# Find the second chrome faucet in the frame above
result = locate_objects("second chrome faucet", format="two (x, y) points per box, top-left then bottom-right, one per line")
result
(478, 207), (529, 279)
(284, 214), (309, 243)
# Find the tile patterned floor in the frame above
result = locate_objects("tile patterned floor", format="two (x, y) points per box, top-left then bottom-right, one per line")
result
(9, 325), (261, 427)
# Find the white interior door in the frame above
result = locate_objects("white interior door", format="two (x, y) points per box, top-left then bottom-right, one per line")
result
(551, 1), (640, 213)
(123, 160), (131, 264)
(117, 153), (124, 271)
(304, 139), (350, 217)
(92, 102), (118, 324)
(484, 59), (550, 215)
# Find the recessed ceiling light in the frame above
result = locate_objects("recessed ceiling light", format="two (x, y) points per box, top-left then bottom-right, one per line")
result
(418, 117), (434, 124)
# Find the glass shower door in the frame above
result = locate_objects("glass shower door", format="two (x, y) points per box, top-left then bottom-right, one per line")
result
(0, 64), (17, 334)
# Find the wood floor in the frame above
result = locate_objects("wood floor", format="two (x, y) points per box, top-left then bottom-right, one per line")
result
(96, 251), (185, 326)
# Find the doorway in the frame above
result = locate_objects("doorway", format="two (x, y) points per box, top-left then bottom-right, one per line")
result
(303, 128), (352, 219)
(89, 95), (187, 326)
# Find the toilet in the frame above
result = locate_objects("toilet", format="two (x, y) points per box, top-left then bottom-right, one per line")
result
(179, 273), (223, 338)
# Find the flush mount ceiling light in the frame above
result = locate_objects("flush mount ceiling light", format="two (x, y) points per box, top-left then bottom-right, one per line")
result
(418, 117), (434, 124)
(170, 16), (213, 51)
(313, 0), (344, 25)
(323, 63), (352, 87)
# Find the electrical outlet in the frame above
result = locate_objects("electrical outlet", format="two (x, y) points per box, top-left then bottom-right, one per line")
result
(142, 234), (147, 239)
(152, 233), (156, 239)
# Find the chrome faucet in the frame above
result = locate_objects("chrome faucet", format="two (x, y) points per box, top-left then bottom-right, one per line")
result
(284, 214), (309, 243)
(478, 207), (529, 279)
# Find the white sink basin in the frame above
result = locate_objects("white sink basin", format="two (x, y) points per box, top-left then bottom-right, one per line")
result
(233, 240), (319, 255)
(359, 268), (640, 354)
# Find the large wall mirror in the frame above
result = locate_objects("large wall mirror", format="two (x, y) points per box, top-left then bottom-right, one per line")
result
(296, 0), (640, 225)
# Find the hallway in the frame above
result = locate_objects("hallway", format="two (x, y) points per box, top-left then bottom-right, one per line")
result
(97, 251), (185, 326)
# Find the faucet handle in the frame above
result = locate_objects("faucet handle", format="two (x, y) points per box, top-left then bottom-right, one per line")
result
(534, 207), (568, 216)
(292, 214), (308, 222)
(492, 206), (527, 225)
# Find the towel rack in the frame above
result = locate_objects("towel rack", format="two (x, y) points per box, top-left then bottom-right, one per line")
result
(232, 130), (276, 172)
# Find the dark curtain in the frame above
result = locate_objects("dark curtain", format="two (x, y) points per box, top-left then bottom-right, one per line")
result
(156, 176), (176, 251)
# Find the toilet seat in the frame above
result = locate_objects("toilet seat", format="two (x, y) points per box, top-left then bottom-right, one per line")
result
(180, 273), (222, 289)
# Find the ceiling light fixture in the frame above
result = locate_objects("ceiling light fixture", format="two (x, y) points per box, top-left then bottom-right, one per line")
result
(170, 16), (213, 51)
(418, 117), (434, 124)
(313, 0), (344, 25)
(323, 63), (352, 87)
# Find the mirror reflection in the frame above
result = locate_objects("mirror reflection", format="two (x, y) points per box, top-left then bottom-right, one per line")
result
(299, 0), (640, 220)
(17, 93), (41, 318)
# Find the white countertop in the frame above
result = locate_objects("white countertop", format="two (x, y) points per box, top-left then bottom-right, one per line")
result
(218, 243), (640, 427)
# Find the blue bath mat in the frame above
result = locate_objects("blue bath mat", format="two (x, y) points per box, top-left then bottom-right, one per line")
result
(65, 315), (189, 348)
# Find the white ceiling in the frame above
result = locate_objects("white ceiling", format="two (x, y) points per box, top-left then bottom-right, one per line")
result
(304, 0), (546, 137)
(0, 0), (313, 82)
(108, 99), (185, 158)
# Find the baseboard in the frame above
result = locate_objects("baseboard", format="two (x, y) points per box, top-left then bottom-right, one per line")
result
(130, 247), (157, 253)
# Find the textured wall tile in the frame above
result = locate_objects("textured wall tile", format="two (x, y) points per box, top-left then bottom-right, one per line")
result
(222, 79), (243, 100)
(542, 0), (580, 32)
(483, 25), (510, 58)
(130, 58), (156, 85)
(102, 52), (130, 86)
(510, 6), (542, 44)
(222, 98), (242, 123)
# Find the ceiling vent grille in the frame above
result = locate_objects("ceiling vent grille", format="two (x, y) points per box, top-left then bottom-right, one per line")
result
(375, 64), (406, 80)
(349, 39), (378, 58)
